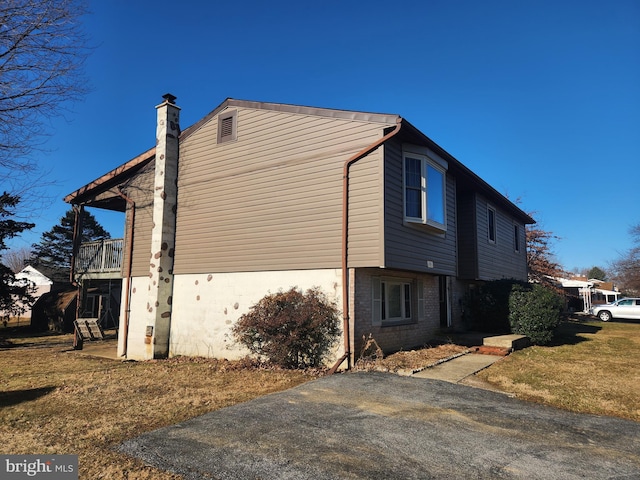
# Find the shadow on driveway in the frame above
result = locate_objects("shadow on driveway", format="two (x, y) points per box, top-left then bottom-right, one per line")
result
(119, 372), (640, 480)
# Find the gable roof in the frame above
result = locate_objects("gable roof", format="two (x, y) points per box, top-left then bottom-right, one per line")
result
(14, 266), (53, 286)
(64, 98), (533, 224)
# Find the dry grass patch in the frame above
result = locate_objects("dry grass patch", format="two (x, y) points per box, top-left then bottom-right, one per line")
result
(477, 318), (640, 421)
(0, 331), (316, 479)
(354, 336), (469, 374)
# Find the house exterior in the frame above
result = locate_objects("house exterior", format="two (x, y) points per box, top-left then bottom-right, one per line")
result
(557, 277), (620, 312)
(65, 96), (533, 367)
(0, 266), (52, 326)
(72, 238), (123, 330)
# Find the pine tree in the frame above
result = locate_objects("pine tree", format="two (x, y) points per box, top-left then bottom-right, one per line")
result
(587, 266), (607, 281)
(0, 193), (35, 317)
(30, 209), (110, 283)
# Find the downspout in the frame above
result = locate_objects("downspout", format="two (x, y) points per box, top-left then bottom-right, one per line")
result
(116, 189), (135, 358)
(329, 117), (402, 374)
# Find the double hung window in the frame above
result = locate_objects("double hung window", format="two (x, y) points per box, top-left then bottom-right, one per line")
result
(382, 281), (411, 321)
(403, 153), (447, 230)
(487, 206), (496, 243)
(372, 278), (414, 326)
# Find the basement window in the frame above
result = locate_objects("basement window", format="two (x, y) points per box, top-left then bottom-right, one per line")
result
(217, 110), (237, 144)
(372, 277), (415, 326)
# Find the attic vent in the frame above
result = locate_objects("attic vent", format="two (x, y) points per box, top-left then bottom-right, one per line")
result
(217, 110), (237, 144)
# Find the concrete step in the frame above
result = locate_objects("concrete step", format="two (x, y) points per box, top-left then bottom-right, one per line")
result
(483, 334), (529, 351)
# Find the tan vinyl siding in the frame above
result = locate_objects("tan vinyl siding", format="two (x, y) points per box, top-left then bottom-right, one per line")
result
(122, 161), (155, 277)
(476, 195), (528, 281)
(347, 148), (385, 267)
(383, 140), (457, 275)
(174, 106), (388, 274)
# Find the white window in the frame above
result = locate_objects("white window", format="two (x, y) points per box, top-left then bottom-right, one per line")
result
(403, 153), (446, 230)
(383, 281), (411, 321)
(487, 206), (496, 243)
(372, 278), (413, 325)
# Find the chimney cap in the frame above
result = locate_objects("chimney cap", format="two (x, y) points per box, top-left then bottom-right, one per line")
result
(162, 93), (177, 104)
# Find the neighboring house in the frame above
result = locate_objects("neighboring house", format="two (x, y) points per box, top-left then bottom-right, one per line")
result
(64, 96), (534, 366)
(0, 266), (53, 326)
(557, 276), (620, 312)
(15, 266), (53, 302)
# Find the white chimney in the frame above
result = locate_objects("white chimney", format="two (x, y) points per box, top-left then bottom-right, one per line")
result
(145, 93), (180, 359)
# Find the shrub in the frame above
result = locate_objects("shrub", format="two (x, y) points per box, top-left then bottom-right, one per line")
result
(231, 287), (341, 369)
(509, 284), (563, 345)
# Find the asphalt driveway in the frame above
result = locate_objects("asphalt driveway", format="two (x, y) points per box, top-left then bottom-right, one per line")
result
(119, 372), (640, 479)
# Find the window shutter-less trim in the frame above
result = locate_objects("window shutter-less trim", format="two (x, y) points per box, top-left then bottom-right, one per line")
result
(372, 277), (382, 326)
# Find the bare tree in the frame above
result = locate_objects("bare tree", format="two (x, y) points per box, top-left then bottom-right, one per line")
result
(0, 0), (90, 181)
(1, 246), (32, 272)
(610, 223), (640, 296)
(526, 221), (566, 289)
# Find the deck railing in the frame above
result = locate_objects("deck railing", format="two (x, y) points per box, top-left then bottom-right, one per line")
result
(75, 238), (124, 274)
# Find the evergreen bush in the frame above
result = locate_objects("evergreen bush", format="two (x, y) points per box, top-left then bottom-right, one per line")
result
(509, 284), (563, 345)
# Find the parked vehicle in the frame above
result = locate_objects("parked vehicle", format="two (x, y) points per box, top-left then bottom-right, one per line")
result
(590, 298), (640, 321)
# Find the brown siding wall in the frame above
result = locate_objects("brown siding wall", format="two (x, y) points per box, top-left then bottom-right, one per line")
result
(383, 140), (457, 275)
(173, 106), (387, 274)
(122, 161), (155, 277)
(476, 195), (528, 281)
(456, 192), (478, 279)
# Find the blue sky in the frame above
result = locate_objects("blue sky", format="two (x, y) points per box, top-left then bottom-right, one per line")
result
(6, 0), (640, 273)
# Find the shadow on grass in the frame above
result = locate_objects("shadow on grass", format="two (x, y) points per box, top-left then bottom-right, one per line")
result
(0, 387), (57, 408)
(0, 328), (73, 350)
(611, 318), (640, 325)
(549, 319), (602, 347)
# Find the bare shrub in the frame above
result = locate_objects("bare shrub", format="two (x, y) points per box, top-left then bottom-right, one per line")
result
(232, 287), (341, 369)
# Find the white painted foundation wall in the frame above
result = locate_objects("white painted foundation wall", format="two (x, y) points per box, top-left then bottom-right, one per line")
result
(119, 269), (345, 362)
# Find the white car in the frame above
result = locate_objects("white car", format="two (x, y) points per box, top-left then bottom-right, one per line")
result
(590, 298), (640, 322)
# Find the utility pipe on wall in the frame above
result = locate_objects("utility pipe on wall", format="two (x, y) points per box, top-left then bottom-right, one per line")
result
(116, 188), (135, 358)
(329, 117), (402, 374)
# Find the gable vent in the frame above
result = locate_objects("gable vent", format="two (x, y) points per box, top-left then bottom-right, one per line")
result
(220, 116), (233, 137)
(217, 110), (237, 143)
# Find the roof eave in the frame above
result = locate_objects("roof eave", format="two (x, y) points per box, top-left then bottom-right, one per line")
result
(399, 119), (535, 225)
(64, 147), (156, 205)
